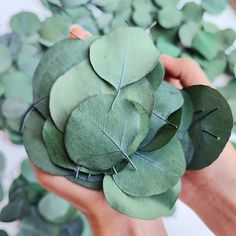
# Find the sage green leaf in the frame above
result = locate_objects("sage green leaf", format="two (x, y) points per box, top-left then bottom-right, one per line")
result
(65, 95), (139, 171)
(39, 193), (75, 224)
(141, 82), (184, 149)
(227, 49), (236, 72)
(202, 0), (228, 14)
(0, 230), (8, 236)
(146, 62), (164, 91)
(234, 64), (236, 78)
(185, 85), (233, 170)
(42, 119), (77, 170)
(219, 80), (236, 100)
(60, 0), (88, 8)
(120, 78), (154, 116)
(158, 7), (182, 29)
(192, 32), (219, 60)
(179, 22), (199, 48)
(90, 27), (159, 90)
(58, 216), (83, 236)
(1, 97), (29, 120)
(10, 12), (41, 37)
(33, 38), (94, 101)
(39, 15), (69, 47)
(217, 29), (236, 50)
(182, 2), (204, 22)
(23, 110), (70, 176)
(66, 173), (104, 190)
(0, 44), (12, 74)
(19, 208), (59, 236)
(1, 71), (32, 104)
(17, 44), (42, 77)
(0, 152), (5, 173)
(113, 137), (185, 197)
(103, 176), (181, 220)
(202, 22), (219, 34)
(154, 0), (180, 8)
(0, 199), (30, 222)
(156, 38), (181, 57)
(228, 99), (236, 121)
(49, 60), (114, 132)
(0, 183), (3, 202)
(21, 159), (37, 183)
(127, 102), (150, 156)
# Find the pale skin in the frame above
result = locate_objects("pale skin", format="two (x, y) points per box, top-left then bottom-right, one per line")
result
(33, 31), (236, 235)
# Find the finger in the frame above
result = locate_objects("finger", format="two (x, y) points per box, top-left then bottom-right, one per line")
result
(165, 77), (183, 89)
(68, 24), (92, 39)
(32, 164), (103, 212)
(160, 54), (212, 88)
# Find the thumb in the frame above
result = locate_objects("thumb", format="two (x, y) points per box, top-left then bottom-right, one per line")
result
(160, 55), (212, 88)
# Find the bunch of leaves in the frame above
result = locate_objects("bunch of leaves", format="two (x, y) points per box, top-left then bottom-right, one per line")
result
(0, 12), (46, 144)
(22, 26), (233, 219)
(0, 159), (91, 236)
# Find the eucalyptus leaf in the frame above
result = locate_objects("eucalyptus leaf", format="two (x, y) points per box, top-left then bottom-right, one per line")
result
(42, 119), (77, 170)
(202, 0), (228, 14)
(10, 12), (41, 37)
(185, 85), (233, 170)
(21, 159), (38, 183)
(33, 38), (94, 101)
(182, 2), (203, 22)
(49, 60), (114, 132)
(113, 137), (185, 197)
(158, 7), (182, 29)
(23, 110), (71, 176)
(65, 95), (139, 171)
(90, 27), (159, 90)
(103, 175), (181, 220)
(0, 44), (12, 74)
(39, 193), (75, 224)
(156, 37), (181, 57)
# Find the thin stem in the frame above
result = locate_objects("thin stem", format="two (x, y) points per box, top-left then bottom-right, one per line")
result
(75, 166), (80, 179)
(153, 112), (178, 128)
(113, 167), (118, 175)
(123, 153), (137, 170)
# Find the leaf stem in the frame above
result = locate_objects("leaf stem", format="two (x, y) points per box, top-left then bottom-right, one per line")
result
(123, 153), (137, 170)
(153, 112), (178, 128)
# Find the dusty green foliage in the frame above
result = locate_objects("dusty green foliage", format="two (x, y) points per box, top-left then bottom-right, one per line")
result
(0, 159), (91, 236)
(22, 25), (233, 220)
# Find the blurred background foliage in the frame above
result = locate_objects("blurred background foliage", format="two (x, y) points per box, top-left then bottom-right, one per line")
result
(0, 0), (236, 235)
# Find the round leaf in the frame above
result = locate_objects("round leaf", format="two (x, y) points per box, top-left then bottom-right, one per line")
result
(65, 95), (140, 171)
(10, 12), (41, 37)
(90, 27), (159, 90)
(0, 44), (12, 74)
(103, 175), (181, 220)
(113, 137), (185, 197)
(202, 0), (228, 14)
(185, 85), (233, 170)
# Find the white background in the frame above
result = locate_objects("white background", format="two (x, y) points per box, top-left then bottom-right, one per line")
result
(0, 0), (235, 235)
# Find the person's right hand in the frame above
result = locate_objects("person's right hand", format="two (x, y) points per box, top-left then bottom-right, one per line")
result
(161, 55), (236, 236)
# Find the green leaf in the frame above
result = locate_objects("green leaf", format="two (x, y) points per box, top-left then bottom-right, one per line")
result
(19, 208), (59, 236)
(228, 99), (236, 122)
(217, 28), (236, 50)
(158, 7), (182, 29)
(23, 110), (70, 176)
(0, 230), (8, 236)
(65, 95), (140, 171)
(10, 12), (41, 37)
(0, 44), (12, 74)
(120, 78), (154, 116)
(58, 216), (84, 236)
(185, 85), (233, 169)
(192, 31), (219, 60)
(202, 22), (219, 34)
(33, 38), (94, 101)
(156, 38), (181, 57)
(146, 62), (164, 91)
(60, 0), (89, 8)
(179, 22), (199, 48)
(39, 193), (75, 224)
(0, 183), (4, 202)
(202, 0), (228, 14)
(39, 15), (69, 46)
(103, 175), (181, 220)
(154, 0), (180, 8)
(113, 137), (185, 197)
(21, 159), (38, 183)
(49, 60), (114, 132)
(141, 82), (184, 149)
(42, 119), (76, 170)
(0, 152), (6, 173)
(0, 199), (30, 222)
(90, 27), (159, 90)
(182, 2), (203, 22)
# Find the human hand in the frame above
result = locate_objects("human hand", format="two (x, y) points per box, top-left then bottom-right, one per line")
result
(30, 26), (167, 236)
(161, 55), (236, 236)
